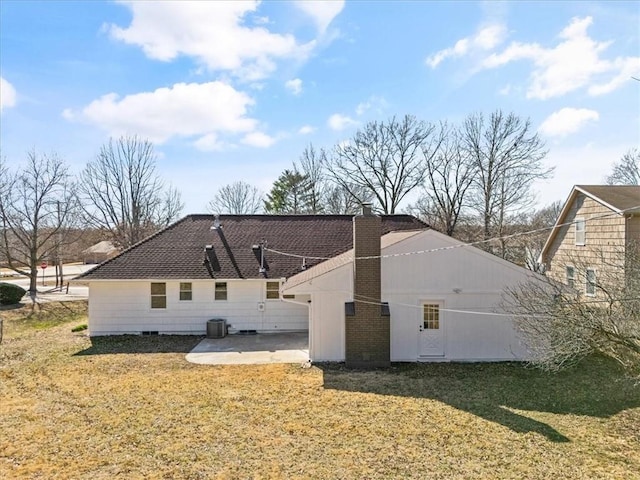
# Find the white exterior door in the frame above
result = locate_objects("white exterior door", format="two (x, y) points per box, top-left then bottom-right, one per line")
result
(418, 302), (444, 357)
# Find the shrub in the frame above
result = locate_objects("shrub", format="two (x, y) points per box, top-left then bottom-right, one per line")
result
(0, 282), (27, 306)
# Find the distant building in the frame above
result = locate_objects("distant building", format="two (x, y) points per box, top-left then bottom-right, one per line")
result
(82, 241), (119, 264)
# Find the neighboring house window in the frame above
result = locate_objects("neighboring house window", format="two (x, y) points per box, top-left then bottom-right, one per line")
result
(180, 282), (192, 301)
(150, 283), (166, 309)
(585, 269), (596, 296)
(215, 282), (227, 301)
(575, 218), (586, 245)
(266, 281), (280, 300)
(566, 266), (575, 288)
(423, 304), (440, 329)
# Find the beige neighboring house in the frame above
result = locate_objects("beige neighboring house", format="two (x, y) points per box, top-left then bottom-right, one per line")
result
(540, 185), (640, 296)
(82, 240), (119, 264)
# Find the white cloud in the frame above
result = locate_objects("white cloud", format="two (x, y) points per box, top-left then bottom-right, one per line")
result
(426, 24), (506, 68)
(328, 113), (358, 131)
(109, 1), (314, 81)
(285, 78), (303, 95)
(588, 57), (640, 95)
(298, 125), (315, 135)
(355, 95), (388, 116)
(63, 81), (258, 145)
(538, 107), (599, 137)
(193, 133), (224, 152)
(481, 16), (639, 99)
(498, 84), (512, 96)
(294, 0), (345, 34)
(0, 77), (17, 112)
(242, 131), (276, 148)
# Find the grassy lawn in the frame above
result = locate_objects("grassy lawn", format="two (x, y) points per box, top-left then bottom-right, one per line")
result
(1, 302), (639, 479)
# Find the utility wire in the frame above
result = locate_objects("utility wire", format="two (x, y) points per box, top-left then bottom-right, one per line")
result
(264, 203), (640, 262)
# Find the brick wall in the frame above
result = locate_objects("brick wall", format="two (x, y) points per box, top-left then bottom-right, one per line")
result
(345, 208), (390, 368)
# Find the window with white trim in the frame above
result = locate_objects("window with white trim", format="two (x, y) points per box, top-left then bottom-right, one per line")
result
(266, 281), (280, 300)
(423, 304), (440, 330)
(585, 269), (596, 296)
(150, 282), (166, 309)
(575, 218), (586, 245)
(179, 282), (192, 301)
(215, 282), (227, 301)
(566, 266), (575, 288)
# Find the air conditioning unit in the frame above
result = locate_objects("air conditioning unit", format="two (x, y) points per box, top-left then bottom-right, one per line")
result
(206, 318), (227, 338)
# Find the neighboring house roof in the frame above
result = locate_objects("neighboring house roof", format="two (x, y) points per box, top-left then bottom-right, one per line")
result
(77, 214), (427, 281)
(82, 240), (118, 255)
(283, 229), (425, 290)
(575, 185), (640, 214)
(540, 184), (640, 261)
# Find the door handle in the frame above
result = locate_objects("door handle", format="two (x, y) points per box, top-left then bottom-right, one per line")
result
(419, 325), (423, 332)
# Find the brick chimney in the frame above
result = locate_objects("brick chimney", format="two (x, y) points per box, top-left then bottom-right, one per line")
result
(345, 203), (390, 368)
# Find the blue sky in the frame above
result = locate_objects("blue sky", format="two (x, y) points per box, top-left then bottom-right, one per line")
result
(1, 0), (639, 213)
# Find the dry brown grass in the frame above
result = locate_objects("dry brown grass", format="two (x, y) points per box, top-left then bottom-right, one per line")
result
(1, 303), (639, 479)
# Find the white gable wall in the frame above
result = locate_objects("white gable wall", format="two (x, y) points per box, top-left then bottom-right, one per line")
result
(383, 230), (534, 361)
(88, 279), (308, 336)
(285, 229), (537, 362)
(305, 274), (352, 361)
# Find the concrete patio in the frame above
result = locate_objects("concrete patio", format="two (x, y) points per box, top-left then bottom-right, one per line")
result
(185, 332), (309, 365)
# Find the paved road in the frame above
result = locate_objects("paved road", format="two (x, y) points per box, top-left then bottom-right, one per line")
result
(1, 264), (93, 302)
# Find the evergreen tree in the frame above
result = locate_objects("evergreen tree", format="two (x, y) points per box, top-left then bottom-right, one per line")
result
(264, 170), (314, 214)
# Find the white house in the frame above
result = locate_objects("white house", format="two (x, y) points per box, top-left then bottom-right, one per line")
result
(78, 210), (538, 365)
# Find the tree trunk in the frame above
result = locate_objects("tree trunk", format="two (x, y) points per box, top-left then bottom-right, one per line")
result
(29, 264), (37, 294)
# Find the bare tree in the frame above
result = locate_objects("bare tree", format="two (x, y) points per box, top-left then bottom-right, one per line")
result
(461, 110), (552, 257)
(606, 148), (640, 185)
(324, 183), (373, 214)
(295, 144), (327, 214)
(414, 123), (475, 236)
(326, 115), (440, 214)
(521, 201), (562, 271)
(80, 136), (183, 249)
(0, 151), (78, 293)
(498, 201), (563, 271)
(504, 245), (640, 374)
(296, 143), (370, 214)
(207, 181), (263, 214)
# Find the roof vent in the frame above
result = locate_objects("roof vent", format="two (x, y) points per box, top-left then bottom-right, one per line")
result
(211, 214), (221, 230)
(255, 240), (267, 276)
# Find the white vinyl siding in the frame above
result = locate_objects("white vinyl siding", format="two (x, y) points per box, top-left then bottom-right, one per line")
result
(287, 229), (531, 362)
(89, 280), (308, 335)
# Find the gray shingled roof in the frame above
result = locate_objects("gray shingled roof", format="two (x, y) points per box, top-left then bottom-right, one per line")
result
(78, 214), (427, 280)
(577, 185), (640, 213)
